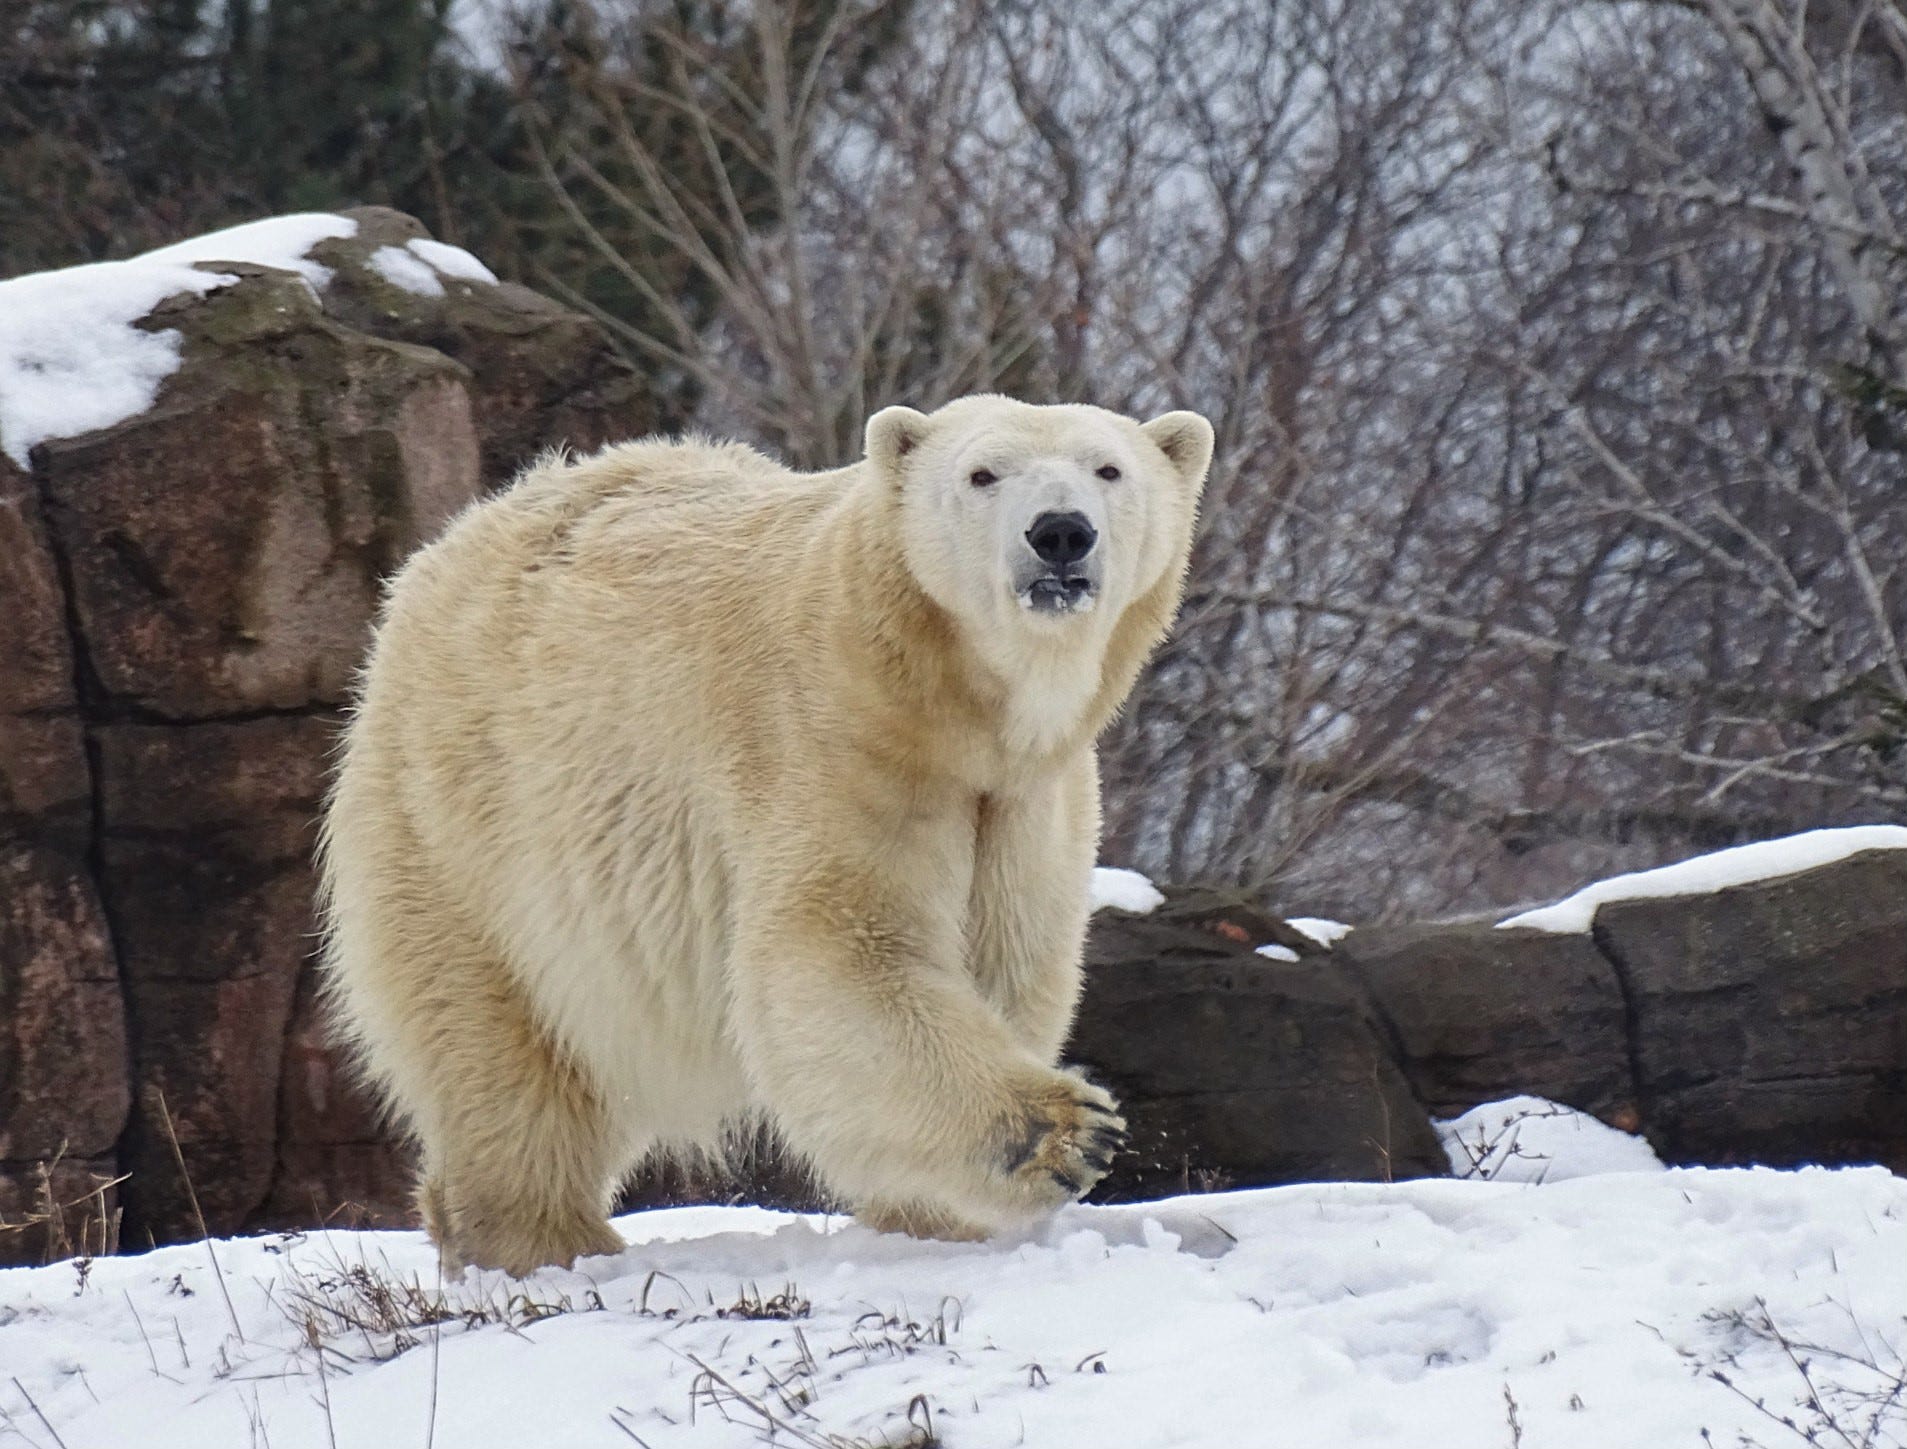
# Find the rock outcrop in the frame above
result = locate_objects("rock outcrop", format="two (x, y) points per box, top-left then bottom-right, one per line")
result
(1328, 847), (1907, 1173)
(1335, 922), (1634, 1123)
(1591, 848), (1907, 1168)
(1, 448), (131, 1261)
(1071, 893), (1447, 1195)
(0, 209), (643, 1259)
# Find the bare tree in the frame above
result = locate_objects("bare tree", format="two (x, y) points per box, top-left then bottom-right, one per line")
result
(521, 0), (1906, 918)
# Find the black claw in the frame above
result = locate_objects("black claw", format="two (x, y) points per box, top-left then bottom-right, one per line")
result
(1050, 1169), (1084, 1196)
(1079, 1101), (1123, 1122)
(1081, 1151), (1114, 1175)
(1002, 1121), (1044, 1173)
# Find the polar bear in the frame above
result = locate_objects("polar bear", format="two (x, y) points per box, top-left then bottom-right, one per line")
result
(319, 394), (1213, 1274)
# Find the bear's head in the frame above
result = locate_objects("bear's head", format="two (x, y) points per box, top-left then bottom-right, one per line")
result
(864, 395), (1213, 649)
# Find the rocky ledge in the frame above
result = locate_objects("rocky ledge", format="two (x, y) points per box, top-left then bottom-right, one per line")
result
(1, 209), (645, 1258)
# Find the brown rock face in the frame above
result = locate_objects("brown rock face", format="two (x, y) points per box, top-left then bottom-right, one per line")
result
(0, 210), (647, 1261)
(1336, 922), (1634, 1120)
(0, 455), (91, 835)
(33, 270), (481, 718)
(1071, 891), (1448, 1196)
(1594, 849), (1907, 1171)
(97, 718), (336, 1238)
(0, 452), (131, 1259)
(0, 848), (126, 1164)
(260, 969), (414, 1231)
(311, 208), (651, 483)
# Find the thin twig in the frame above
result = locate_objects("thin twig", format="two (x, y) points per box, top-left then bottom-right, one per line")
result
(154, 1089), (245, 1344)
(9, 1379), (67, 1449)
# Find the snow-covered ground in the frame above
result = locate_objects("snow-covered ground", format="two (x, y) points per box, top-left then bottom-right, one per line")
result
(2, 1161), (1901, 1449)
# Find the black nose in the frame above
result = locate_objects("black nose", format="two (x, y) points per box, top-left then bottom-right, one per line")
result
(1026, 511), (1097, 567)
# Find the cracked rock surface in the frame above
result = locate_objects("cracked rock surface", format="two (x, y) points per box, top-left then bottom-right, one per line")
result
(0, 211), (644, 1258)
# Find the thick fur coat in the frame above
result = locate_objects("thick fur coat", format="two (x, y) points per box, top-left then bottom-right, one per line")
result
(320, 395), (1213, 1273)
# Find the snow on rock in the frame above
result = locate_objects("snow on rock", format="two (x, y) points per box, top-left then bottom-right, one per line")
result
(1256, 942), (1301, 962)
(1437, 1095), (1665, 1182)
(0, 213), (358, 466)
(135, 213), (356, 289)
(368, 237), (501, 297)
(409, 236), (500, 284)
(1089, 865), (1164, 914)
(2, 1169), (1901, 1449)
(1497, 824), (1907, 933)
(1287, 916), (1353, 948)
(368, 243), (447, 297)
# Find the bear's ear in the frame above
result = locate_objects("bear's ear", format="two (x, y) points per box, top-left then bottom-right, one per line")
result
(865, 405), (931, 478)
(1141, 410), (1216, 489)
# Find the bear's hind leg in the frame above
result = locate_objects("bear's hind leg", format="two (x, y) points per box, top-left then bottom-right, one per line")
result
(325, 756), (626, 1276)
(354, 923), (626, 1275)
(413, 973), (629, 1276)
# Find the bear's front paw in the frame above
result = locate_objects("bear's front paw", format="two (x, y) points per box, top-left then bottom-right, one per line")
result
(999, 1070), (1127, 1207)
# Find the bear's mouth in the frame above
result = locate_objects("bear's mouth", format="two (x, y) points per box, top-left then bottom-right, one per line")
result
(1021, 573), (1097, 615)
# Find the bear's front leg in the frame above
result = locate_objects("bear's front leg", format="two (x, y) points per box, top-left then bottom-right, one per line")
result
(968, 752), (1102, 1060)
(729, 818), (1126, 1235)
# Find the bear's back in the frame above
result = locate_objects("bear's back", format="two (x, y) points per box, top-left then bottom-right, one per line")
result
(474, 435), (845, 581)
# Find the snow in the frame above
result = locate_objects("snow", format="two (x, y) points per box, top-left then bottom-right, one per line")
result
(368, 244), (447, 297)
(1256, 942), (1301, 962)
(368, 238), (500, 298)
(3, 1168), (1901, 1449)
(1089, 865), (1163, 914)
(1287, 916), (1353, 948)
(1497, 824), (1907, 933)
(409, 237), (500, 284)
(136, 213), (356, 290)
(0, 213), (357, 467)
(1436, 1095), (1665, 1182)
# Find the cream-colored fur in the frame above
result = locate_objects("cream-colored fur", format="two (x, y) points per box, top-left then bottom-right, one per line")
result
(319, 394), (1212, 1275)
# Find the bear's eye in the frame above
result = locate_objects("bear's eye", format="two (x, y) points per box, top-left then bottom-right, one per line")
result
(969, 468), (998, 488)
(1095, 464), (1121, 481)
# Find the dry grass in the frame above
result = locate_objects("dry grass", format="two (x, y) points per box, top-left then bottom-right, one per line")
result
(0, 1144), (124, 1267)
(279, 1246), (604, 1363)
(607, 1281), (959, 1447)
(717, 1282), (812, 1321)
(1699, 1298), (1907, 1449)
(676, 1352), (942, 1449)
(1442, 1100), (1579, 1184)
(266, 1246), (949, 1448)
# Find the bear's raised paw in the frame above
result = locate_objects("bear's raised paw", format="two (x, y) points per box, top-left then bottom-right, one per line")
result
(1000, 1071), (1128, 1206)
